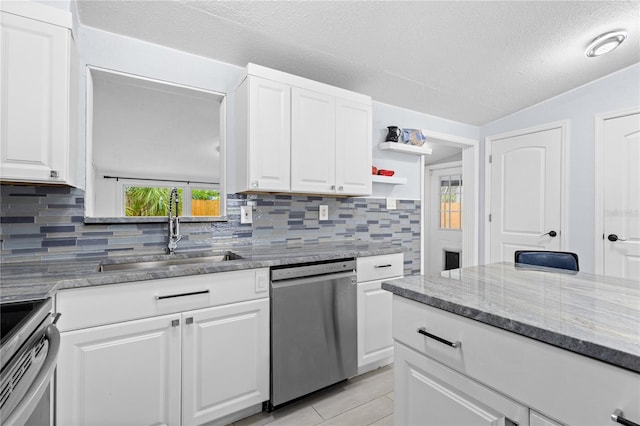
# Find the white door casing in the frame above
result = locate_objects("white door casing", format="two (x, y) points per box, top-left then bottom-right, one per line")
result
(420, 130), (479, 275)
(426, 163), (463, 276)
(595, 109), (640, 280)
(486, 122), (568, 264)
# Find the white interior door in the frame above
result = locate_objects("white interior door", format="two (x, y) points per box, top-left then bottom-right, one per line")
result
(427, 164), (463, 275)
(602, 112), (640, 280)
(489, 125), (564, 263)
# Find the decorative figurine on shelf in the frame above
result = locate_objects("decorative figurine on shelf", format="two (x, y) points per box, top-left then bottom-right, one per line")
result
(385, 126), (401, 142)
(401, 128), (426, 146)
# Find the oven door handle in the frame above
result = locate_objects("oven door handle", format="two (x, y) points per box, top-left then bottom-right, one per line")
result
(4, 324), (61, 426)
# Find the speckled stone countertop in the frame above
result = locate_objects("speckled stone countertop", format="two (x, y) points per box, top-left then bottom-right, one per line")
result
(382, 262), (640, 373)
(0, 241), (403, 303)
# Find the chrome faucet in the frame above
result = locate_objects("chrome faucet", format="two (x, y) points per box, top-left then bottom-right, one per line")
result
(167, 187), (182, 254)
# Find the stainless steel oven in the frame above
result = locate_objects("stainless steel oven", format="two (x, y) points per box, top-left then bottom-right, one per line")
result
(0, 298), (60, 426)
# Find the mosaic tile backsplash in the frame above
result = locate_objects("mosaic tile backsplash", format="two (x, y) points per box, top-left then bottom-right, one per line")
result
(0, 185), (421, 274)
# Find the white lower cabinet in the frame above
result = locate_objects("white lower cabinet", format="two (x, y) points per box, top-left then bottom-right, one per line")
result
(530, 411), (563, 426)
(392, 295), (640, 426)
(394, 342), (528, 426)
(57, 314), (182, 426)
(56, 269), (270, 426)
(356, 253), (403, 374)
(182, 299), (269, 426)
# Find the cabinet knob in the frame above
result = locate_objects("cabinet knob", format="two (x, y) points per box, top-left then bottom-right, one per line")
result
(338, 186), (344, 191)
(251, 181), (259, 188)
(330, 185), (336, 190)
(186, 317), (194, 325)
(171, 319), (180, 327)
(50, 170), (60, 178)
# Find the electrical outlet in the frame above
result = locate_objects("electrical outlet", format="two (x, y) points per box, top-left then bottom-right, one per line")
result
(386, 197), (397, 210)
(240, 205), (253, 224)
(319, 205), (329, 221)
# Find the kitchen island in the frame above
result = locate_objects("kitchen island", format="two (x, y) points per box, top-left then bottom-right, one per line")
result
(382, 262), (640, 426)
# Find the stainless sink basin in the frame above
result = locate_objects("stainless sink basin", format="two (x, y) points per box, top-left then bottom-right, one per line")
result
(99, 252), (241, 272)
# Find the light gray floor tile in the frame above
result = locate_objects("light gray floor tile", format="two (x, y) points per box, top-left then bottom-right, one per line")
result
(316, 396), (394, 426)
(369, 414), (394, 426)
(233, 364), (394, 426)
(312, 367), (394, 420)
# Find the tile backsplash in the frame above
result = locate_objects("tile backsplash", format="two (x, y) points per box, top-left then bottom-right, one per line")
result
(0, 185), (421, 274)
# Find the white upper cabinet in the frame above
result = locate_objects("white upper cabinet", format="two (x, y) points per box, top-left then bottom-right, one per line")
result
(0, 3), (77, 186)
(235, 75), (291, 192)
(291, 87), (336, 193)
(234, 63), (372, 196)
(335, 98), (372, 195)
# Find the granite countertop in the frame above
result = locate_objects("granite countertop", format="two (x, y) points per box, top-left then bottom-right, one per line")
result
(382, 262), (640, 373)
(0, 240), (403, 303)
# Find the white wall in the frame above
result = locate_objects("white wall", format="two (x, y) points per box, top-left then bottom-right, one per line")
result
(479, 63), (640, 272)
(75, 24), (478, 203)
(75, 25), (245, 188)
(371, 102), (478, 200)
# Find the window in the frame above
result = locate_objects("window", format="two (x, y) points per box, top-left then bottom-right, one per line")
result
(440, 175), (462, 230)
(121, 181), (219, 217)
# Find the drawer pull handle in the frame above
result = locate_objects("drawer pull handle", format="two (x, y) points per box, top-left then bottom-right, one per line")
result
(417, 327), (461, 348)
(374, 264), (392, 268)
(612, 409), (640, 426)
(156, 290), (209, 300)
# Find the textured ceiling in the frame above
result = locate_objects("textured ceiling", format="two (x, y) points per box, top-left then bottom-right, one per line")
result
(76, 1), (640, 126)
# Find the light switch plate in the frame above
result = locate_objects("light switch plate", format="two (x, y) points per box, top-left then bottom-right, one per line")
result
(319, 205), (329, 221)
(386, 197), (397, 210)
(240, 205), (253, 224)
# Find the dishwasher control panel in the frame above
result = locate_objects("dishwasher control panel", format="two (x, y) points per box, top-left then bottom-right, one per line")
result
(271, 258), (356, 282)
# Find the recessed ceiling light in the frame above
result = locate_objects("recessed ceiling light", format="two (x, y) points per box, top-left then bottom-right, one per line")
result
(585, 31), (627, 57)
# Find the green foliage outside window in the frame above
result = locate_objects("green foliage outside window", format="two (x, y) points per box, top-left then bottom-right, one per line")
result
(191, 189), (219, 200)
(125, 186), (183, 217)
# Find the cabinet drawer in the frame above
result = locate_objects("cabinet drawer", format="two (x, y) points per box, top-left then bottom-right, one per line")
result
(56, 268), (269, 332)
(357, 253), (403, 282)
(394, 342), (529, 426)
(393, 295), (640, 426)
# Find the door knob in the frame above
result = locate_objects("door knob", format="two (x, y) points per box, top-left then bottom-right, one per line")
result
(608, 234), (627, 242)
(541, 230), (557, 237)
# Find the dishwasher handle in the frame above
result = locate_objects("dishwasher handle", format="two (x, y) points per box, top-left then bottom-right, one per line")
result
(271, 271), (356, 288)
(4, 324), (61, 426)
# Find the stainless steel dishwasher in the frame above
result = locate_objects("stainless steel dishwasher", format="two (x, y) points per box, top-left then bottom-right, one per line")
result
(269, 258), (357, 410)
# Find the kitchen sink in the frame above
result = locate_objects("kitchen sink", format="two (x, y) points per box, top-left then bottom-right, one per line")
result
(99, 251), (242, 272)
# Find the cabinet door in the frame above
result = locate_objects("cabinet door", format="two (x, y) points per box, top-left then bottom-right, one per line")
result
(182, 298), (269, 426)
(56, 314), (181, 426)
(530, 411), (564, 426)
(335, 98), (372, 195)
(0, 12), (70, 183)
(357, 280), (393, 373)
(291, 87), (336, 193)
(248, 76), (291, 191)
(394, 342), (529, 426)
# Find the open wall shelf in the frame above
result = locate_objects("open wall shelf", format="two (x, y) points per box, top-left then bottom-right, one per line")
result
(378, 142), (433, 155)
(372, 175), (408, 185)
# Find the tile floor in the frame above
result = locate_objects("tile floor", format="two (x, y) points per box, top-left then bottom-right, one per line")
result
(232, 365), (394, 426)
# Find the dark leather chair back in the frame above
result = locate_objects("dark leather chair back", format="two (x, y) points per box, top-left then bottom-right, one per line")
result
(514, 250), (579, 271)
